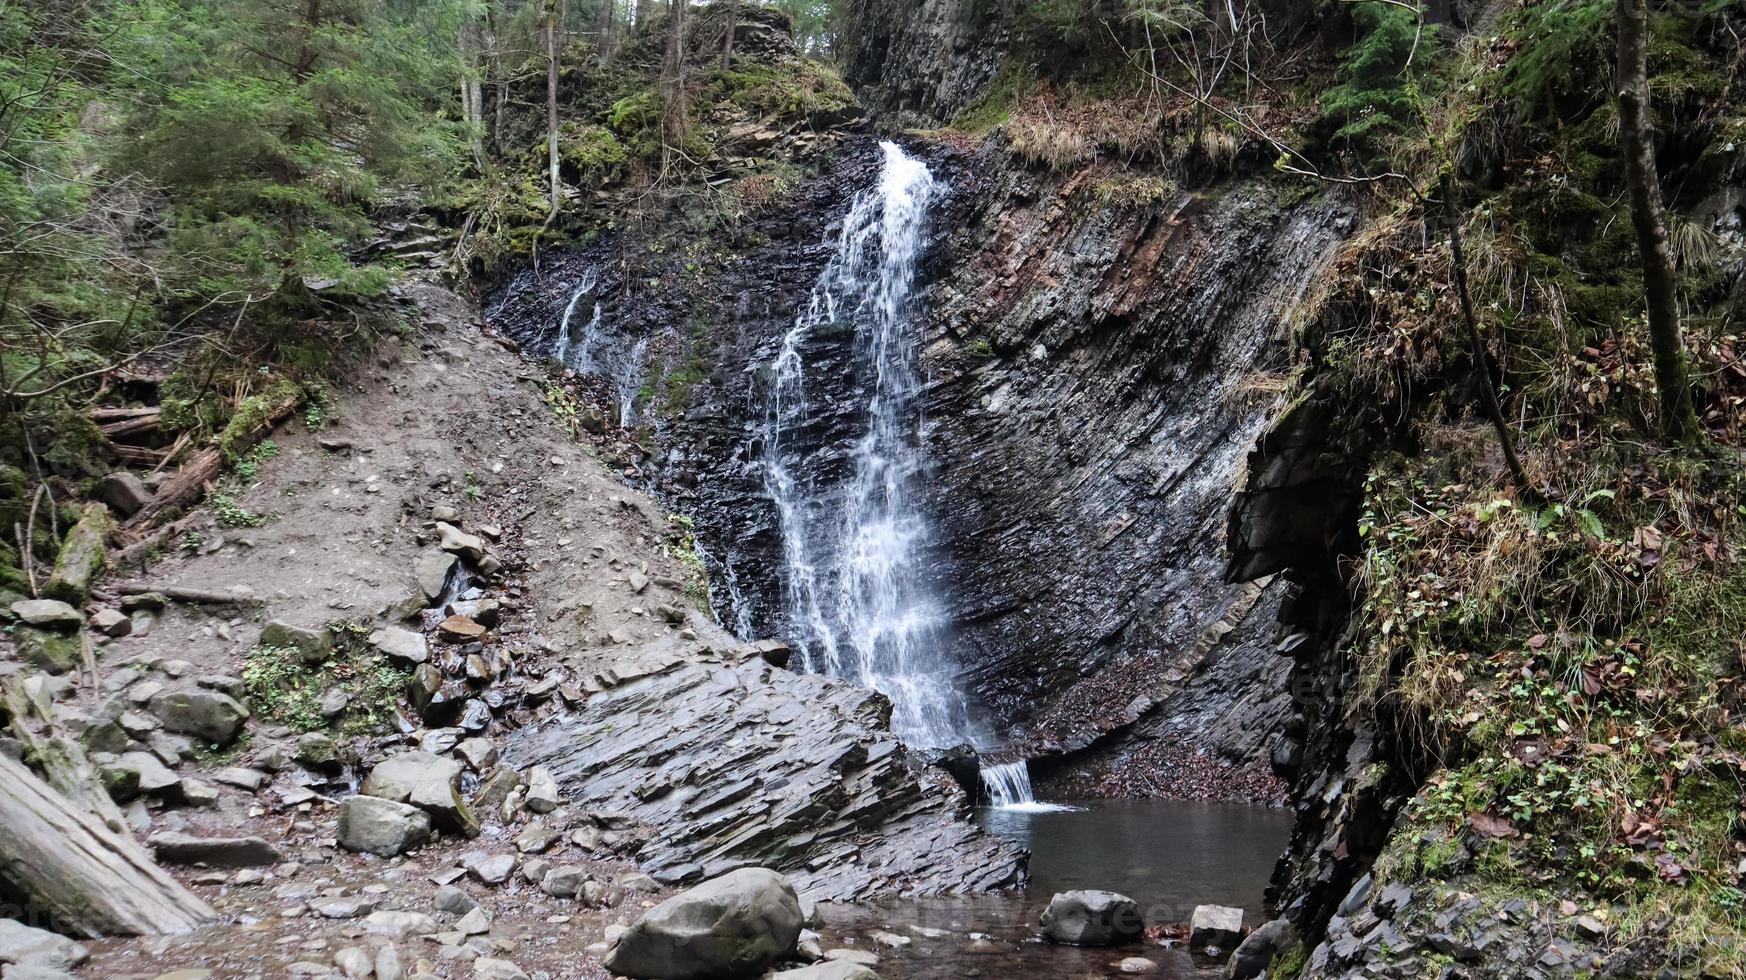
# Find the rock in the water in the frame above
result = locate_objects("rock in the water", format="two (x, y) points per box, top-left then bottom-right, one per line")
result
(8, 600), (81, 630)
(360, 751), (480, 836)
(603, 867), (803, 980)
(1039, 890), (1143, 946)
(258, 620), (333, 663)
(295, 731), (343, 772)
(1189, 904), (1244, 951)
(337, 795), (432, 856)
(0, 919), (88, 971)
(147, 689), (249, 744)
(1228, 917), (1293, 980)
(369, 626), (429, 666)
(415, 550), (458, 601)
(768, 964), (880, 980)
(501, 657), (1025, 900)
(435, 522), (487, 562)
(148, 832), (283, 867)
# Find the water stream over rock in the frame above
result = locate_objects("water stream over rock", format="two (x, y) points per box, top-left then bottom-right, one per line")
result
(759, 141), (969, 750)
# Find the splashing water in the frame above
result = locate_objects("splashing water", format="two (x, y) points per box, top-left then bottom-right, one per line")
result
(760, 141), (970, 748)
(979, 759), (1082, 812)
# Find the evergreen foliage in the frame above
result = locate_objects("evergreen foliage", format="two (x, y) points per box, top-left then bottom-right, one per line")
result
(1321, 1), (1437, 146)
(109, 0), (470, 302)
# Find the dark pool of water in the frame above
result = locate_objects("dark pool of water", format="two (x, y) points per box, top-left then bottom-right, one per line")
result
(818, 799), (1293, 979)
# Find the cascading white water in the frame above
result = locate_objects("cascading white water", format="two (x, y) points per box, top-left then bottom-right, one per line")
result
(552, 269), (599, 368)
(616, 336), (648, 427)
(979, 759), (1081, 812)
(980, 761), (1035, 808)
(760, 141), (968, 748)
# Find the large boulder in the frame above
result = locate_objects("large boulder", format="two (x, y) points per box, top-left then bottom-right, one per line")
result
(7, 600), (80, 630)
(147, 689), (249, 744)
(258, 620), (332, 663)
(1189, 904), (1245, 951)
(14, 629), (79, 675)
(0, 918), (88, 971)
(1039, 890), (1143, 946)
(1229, 917), (1294, 980)
(603, 867), (803, 979)
(94, 471), (151, 517)
(337, 795), (432, 856)
(368, 626), (428, 666)
(361, 751), (479, 836)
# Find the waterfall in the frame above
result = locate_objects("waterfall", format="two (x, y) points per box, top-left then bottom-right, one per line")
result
(980, 761), (1036, 808)
(616, 336), (648, 427)
(759, 140), (968, 748)
(979, 759), (1079, 812)
(552, 269), (599, 368)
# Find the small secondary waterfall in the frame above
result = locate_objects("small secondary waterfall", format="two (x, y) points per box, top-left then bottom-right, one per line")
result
(980, 761), (1036, 808)
(979, 759), (1079, 811)
(552, 269), (600, 369)
(760, 141), (967, 749)
(616, 336), (648, 427)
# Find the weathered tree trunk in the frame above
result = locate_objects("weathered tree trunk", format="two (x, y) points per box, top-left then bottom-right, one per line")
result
(0, 751), (215, 937)
(487, 0), (506, 147)
(1616, 0), (1701, 442)
(720, 0), (738, 71)
(118, 383), (301, 534)
(661, 0), (689, 145)
(459, 18), (485, 164)
(4, 679), (126, 834)
(545, 0), (563, 219)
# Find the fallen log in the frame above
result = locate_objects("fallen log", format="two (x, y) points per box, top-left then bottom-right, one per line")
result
(120, 382), (301, 533)
(99, 413), (161, 440)
(2, 678), (128, 834)
(110, 445), (170, 465)
(90, 406), (159, 422)
(111, 583), (264, 607)
(0, 751), (215, 937)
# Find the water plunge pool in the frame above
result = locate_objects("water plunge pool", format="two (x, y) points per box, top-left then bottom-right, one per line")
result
(818, 799), (1293, 977)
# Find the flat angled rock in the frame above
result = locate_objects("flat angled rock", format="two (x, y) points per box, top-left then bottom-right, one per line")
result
(502, 656), (1025, 900)
(148, 832), (284, 867)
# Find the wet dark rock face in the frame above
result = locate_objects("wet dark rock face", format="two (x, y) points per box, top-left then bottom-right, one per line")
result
(835, 0), (1011, 127)
(919, 149), (1350, 781)
(485, 137), (1353, 802)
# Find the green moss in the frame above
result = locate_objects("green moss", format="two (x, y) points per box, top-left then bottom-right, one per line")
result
(951, 57), (1032, 133)
(561, 122), (629, 183)
(242, 625), (411, 736)
(216, 377), (302, 460)
(718, 58), (853, 121)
